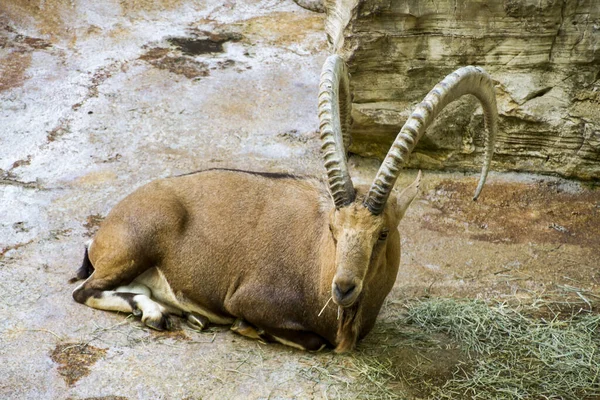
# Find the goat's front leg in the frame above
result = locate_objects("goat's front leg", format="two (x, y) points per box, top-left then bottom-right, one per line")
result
(230, 319), (329, 351)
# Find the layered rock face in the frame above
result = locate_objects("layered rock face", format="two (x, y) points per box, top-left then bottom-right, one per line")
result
(326, 0), (600, 180)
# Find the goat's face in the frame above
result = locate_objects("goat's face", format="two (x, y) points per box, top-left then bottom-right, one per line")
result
(329, 203), (386, 307)
(329, 176), (420, 308)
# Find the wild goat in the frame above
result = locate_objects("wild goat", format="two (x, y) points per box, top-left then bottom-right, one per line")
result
(72, 55), (497, 352)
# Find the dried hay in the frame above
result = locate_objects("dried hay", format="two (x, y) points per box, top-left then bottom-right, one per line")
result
(344, 298), (600, 399)
(404, 299), (600, 399)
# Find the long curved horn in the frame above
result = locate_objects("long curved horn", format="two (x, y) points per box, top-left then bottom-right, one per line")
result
(363, 66), (498, 215)
(319, 55), (355, 208)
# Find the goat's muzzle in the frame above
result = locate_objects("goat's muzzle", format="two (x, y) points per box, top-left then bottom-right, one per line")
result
(332, 275), (362, 307)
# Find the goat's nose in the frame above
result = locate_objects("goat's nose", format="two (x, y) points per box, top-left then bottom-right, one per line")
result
(334, 280), (356, 300)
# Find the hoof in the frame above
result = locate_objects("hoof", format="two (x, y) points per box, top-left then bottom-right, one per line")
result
(310, 343), (328, 353)
(164, 315), (176, 331)
(231, 319), (263, 341)
(230, 318), (250, 332)
(143, 314), (172, 331)
(186, 312), (209, 331)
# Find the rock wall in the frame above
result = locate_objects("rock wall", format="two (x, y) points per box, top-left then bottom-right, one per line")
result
(326, 0), (600, 180)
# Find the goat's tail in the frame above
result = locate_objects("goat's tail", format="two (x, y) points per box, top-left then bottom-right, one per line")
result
(73, 241), (95, 281)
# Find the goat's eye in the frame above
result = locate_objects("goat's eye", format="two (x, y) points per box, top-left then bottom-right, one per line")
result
(378, 229), (389, 241)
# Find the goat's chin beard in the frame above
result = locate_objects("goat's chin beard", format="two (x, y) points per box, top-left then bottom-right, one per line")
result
(334, 297), (362, 353)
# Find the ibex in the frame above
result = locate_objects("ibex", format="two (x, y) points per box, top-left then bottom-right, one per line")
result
(73, 55), (497, 352)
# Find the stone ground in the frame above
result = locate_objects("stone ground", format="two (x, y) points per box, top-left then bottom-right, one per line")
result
(1, 0), (599, 399)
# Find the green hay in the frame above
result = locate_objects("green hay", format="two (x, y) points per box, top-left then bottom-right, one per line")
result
(405, 299), (600, 399)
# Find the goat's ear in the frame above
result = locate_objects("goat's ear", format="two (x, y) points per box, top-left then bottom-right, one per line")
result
(396, 170), (422, 220)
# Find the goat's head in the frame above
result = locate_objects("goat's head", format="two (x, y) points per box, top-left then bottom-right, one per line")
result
(318, 55), (498, 310)
(327, 179), (419, 307)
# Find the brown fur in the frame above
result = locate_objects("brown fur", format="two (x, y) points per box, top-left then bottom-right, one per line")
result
(73, 169), (420, 352)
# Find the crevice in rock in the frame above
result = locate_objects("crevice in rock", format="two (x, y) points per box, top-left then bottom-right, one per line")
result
(524, 87), (553, 102)
(46, 118), (72, 143)
(293, 0), (325, 13)
(11, 155), (33, 169)
(1, 167), (48, 190)
(0, 239), (35, 259)
(548, 0), (567, 62)
(0, 178), (40, 189)
(72, 61), (124, 111)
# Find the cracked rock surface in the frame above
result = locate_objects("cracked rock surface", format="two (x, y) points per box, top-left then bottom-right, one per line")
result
(1, 0), (599, 399)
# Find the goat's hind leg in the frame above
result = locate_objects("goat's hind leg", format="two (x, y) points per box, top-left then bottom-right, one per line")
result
(72, 245), (174, 331)
(74, 281), (175, 331)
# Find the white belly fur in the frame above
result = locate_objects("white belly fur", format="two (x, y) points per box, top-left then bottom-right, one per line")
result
(133, 267), (234, 325)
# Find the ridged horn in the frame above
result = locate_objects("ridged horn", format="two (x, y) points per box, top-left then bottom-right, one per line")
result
(364, 66), (498, 215)
(319, 54), (355, 208)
